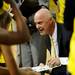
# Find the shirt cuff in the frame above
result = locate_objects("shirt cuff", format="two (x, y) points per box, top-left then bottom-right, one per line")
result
(59, 57), (68, 65)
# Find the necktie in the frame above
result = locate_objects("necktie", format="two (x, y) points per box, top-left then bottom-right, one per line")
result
(50, 36), (56, 58)
(46, 36), (56, 64)
(46, 49), (51, 64)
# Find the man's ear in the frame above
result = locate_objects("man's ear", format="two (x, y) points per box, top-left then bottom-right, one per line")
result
(48, 18), (53, 25)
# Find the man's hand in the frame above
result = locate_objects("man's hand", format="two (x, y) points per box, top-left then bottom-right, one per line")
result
(47, 57), (61, 68)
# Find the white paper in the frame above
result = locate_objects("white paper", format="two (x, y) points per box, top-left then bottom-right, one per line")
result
(32, 65), (52, 72)
(59, 57), (68, 65)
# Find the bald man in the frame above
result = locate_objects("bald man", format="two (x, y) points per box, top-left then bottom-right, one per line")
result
(34, 8), (71, 75)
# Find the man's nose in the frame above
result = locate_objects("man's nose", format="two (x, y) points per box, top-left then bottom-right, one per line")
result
(36, 24), (39, 29)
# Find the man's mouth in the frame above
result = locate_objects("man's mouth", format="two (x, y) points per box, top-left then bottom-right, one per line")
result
(39, 29), (43, 32)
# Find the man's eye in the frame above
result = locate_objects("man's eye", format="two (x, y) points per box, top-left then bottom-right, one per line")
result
(38, 22), (42, 24)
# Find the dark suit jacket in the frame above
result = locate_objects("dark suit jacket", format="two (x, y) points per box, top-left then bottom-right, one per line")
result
(41, 24), (72, 75)
(39, 24), (71, 63)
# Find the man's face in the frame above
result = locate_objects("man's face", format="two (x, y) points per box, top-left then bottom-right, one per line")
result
(34, 15), (51, 36)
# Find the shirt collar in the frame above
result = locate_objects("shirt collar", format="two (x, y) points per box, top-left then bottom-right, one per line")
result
(49, 23), (57, 42)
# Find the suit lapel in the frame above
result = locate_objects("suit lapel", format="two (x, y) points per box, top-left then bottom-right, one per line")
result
(45, 35), (51, 53)
(57, 25), (62, 49)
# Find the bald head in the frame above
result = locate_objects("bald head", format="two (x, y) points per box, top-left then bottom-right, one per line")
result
(34, 8), (55, 36)
(34, 8), (52, 21)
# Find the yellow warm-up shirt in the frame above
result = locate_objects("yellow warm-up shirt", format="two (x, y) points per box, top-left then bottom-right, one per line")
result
(68, 18), (75, 75)
(0, 1), (10, 15)
(56, 0), (65, 24)
(0, 19), (17, 64)
(49, 0), (58, 14)
(0, 1), (11, 64)
(0, 1), (17, 64)
(49, 0), (65, 24)
(0, 21), (12, 63)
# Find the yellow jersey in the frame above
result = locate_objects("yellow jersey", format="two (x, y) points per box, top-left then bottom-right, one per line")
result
(0, 19), (17, 64)
(68, 18), (75, 75)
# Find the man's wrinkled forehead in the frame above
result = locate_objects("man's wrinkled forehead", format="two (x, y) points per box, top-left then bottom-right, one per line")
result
(34, 8), (51, 20)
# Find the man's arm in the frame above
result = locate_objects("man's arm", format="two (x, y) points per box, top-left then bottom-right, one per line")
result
(0, 0), (30, 75)
(0, 66), (40, 75)
(0, 67), (10, 75)
(0, 0), (31, 45)
(1, 45), (20, 75)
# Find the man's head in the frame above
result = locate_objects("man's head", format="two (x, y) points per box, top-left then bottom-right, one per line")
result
(34, 8), (55, 36)
(0, 11), (11, 28)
